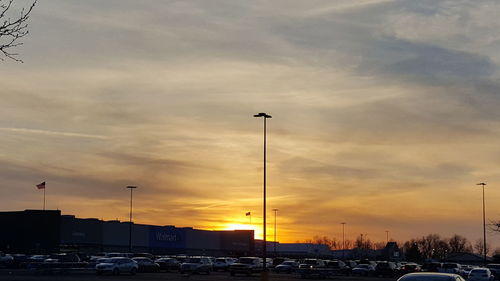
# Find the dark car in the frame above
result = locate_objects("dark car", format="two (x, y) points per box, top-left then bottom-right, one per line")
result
(486, 264), (500, 280)
(155, 257), (180, 272)
(422, 262), (442, 272)
(325, 260), (350, 275)
(275, 261), (299, 273)
(375, 261), (398, 277)
(400, 263), (422, 275)
(132, 257), (160, 273)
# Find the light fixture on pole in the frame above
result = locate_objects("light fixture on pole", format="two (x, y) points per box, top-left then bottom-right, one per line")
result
(254, 112), (271, 280)
(273, 208), (279, 257)
(126, 185), (137, 253)
(477, 182), (487, 265)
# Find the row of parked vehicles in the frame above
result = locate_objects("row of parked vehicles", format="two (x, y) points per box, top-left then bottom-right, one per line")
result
(3, 251), (500, 280)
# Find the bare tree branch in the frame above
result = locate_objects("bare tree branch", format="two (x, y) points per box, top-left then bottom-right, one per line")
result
(0, 0), (36, 62)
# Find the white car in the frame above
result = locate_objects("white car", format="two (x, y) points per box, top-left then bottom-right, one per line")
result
(440, 263), (462, 274)
(213, 257), (236, 271)
(95, 257), (138, 275)
(398, 272), (466, 281)
(469, 268), (494, 281)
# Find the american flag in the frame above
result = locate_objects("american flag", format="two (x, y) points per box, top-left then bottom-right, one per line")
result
(245, 212), (251, 216)
(36, 182), (46, 189)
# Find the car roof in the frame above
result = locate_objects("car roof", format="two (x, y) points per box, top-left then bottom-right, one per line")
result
(400, 273), (460, 278)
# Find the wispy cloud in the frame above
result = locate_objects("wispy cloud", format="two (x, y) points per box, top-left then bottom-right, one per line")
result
(0, 127), (109, 139)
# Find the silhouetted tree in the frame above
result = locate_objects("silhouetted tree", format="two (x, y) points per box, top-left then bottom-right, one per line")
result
(0, 0), (36, 62)
(448, 234), (472, 253)
(418, 234), (442, 259)
(404, 241), (422, 262)
(474, 239), (491, 256)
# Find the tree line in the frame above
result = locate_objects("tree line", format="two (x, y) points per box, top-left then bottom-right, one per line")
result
(303, 233), (497, 261)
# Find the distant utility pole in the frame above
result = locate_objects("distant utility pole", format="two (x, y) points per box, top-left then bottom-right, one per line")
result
(126, 185), (137, 253)
(477, 182), (487, 265)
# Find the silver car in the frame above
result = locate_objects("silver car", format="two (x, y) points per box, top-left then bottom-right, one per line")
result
(398, 272), (466, 281)
(95, 257), (138, 275)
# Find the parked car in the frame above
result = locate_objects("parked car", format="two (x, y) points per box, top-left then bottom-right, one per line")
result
(155, 257), (180, 272)
(180, 256), (212, 274)
(325, 260), (350, 274)
(229, 257), (262, 276)
(352, 264), (376, 276)
(398, 272), (466, 281)
(422, 262), (442, 272)
(95, 257), (138, 275)
(375, 261), (398, 277)
(469, 268), (494, 281)
(440, 263), (462, 274)
(213, 257), (236, 271)
(345, 260), (358, 273)
(486, 264), (500, 280)
(132, 257), (160, 273)
(0, 254), (13, 268)
(461, 265), (476, 277)
(400, 263), (422, 274)
(299, 259), (326, 269)
(275, 260), (299, 273)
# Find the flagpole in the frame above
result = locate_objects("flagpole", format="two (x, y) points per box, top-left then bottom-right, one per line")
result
(43, 187), (46, 211)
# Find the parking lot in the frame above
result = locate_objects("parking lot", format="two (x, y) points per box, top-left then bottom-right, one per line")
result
(0, 270), (397, 281)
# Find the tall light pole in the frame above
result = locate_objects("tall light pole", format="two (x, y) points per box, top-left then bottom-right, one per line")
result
(273, 208), (279, 257)
(254, 112), (271, 278)
(126, 185), (137, 253)
(341, 222), (346, 260)
(477, 182), (487, 265)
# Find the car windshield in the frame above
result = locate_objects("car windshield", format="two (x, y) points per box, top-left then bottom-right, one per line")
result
(110, 258), (127, 263)
(98, 258), (112, 263)
(357, 265), (370, 269)
(303, 260), (318, 265)
(187, 258), (201, 263)
(443, 264), (458, 268)
(216, 258), (226, 262)
(487, 265), (500, 269)
(471, 269), (488, 274)
(282, 261), (295, 265)
(239, 258), (256, 264)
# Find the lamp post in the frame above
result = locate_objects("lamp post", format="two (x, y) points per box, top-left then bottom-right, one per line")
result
(254, 112), (271, 279)
(273, 208), (278, 257)
(477, 182), (487, 265)
(126, 185), (137, 253)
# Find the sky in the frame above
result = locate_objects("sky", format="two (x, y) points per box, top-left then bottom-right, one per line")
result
(2, 0), (500, 248)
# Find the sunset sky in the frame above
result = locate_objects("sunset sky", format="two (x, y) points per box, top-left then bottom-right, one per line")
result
(2, 0), (500, 248)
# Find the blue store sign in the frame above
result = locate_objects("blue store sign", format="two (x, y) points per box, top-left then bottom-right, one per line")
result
(149, 226), (186, 249)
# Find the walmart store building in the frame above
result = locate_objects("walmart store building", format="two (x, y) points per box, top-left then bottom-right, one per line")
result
(0, 210), (254, 256)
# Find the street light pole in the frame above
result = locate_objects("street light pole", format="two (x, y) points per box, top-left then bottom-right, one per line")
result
(254, 112), (272, 279)
(126, 185), (137, 253)
(477, 182), (487, 265)
(273, 208), (278, 257)
(341, 222), (346, 260)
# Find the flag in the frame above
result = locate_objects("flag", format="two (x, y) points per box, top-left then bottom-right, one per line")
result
(36, 182), (46, 189)
(245, 212), (251, 216)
